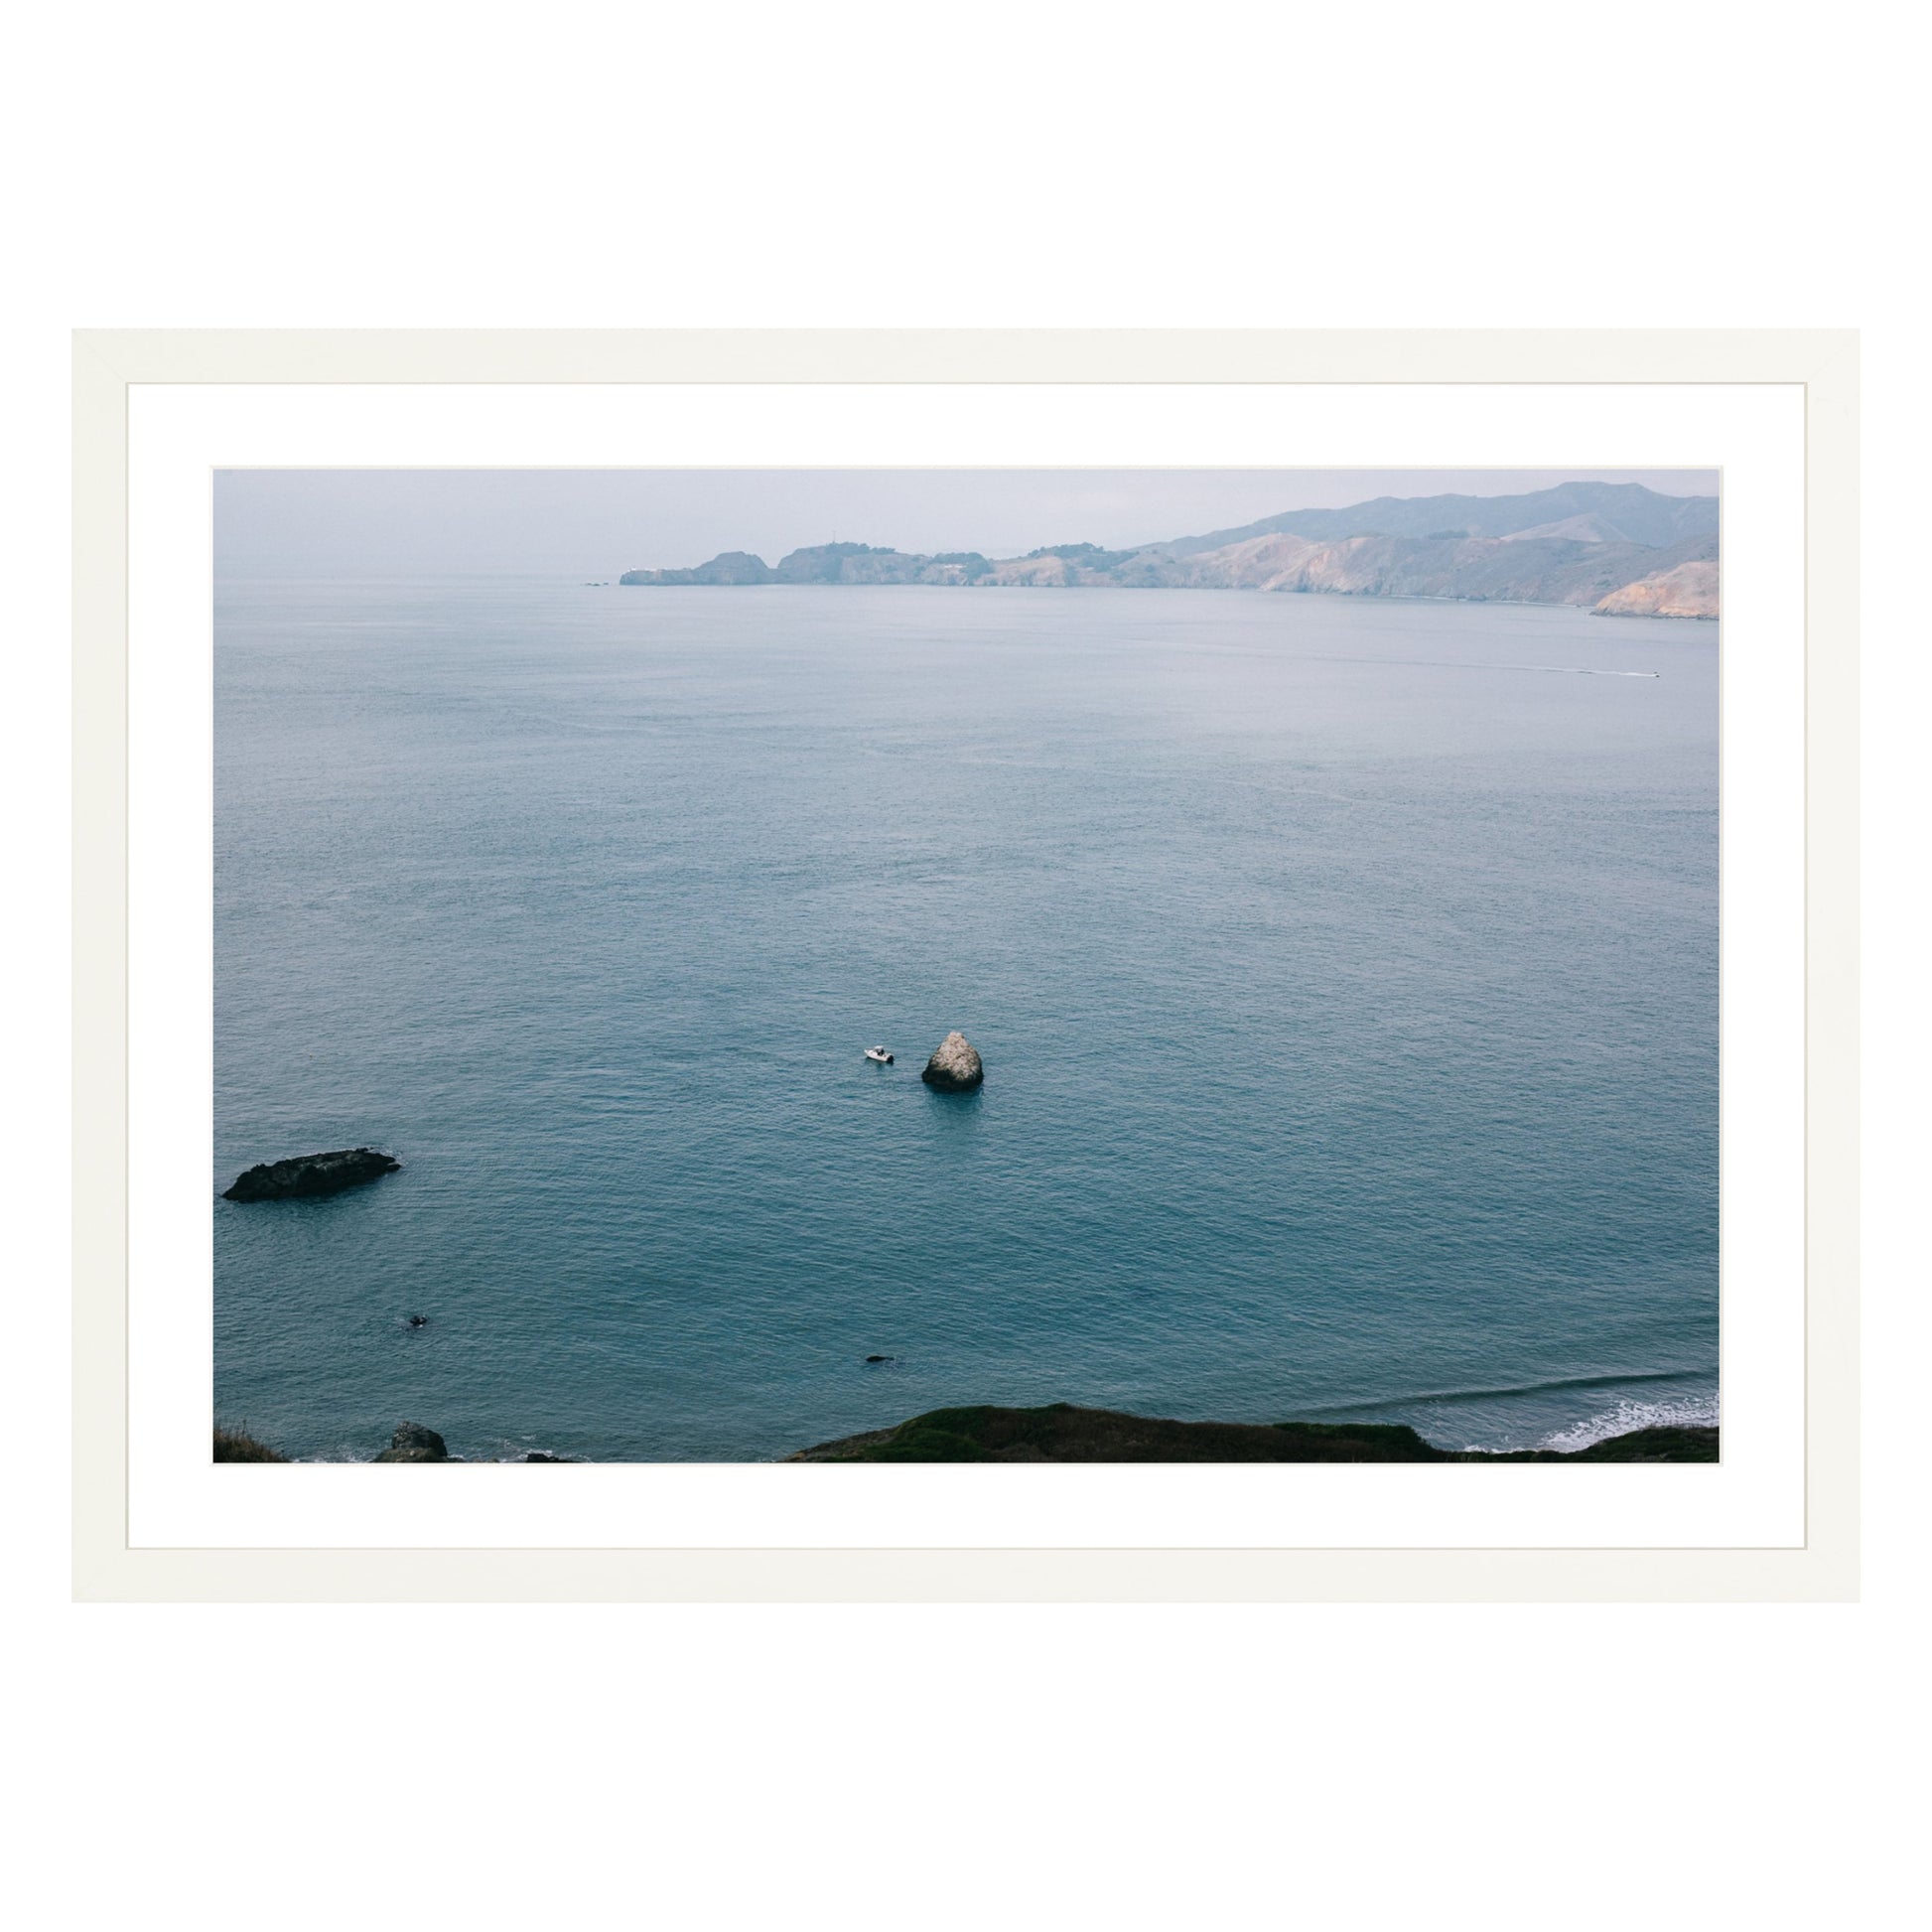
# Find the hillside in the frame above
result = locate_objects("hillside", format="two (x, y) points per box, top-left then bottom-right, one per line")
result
(789, 1402), (1720, 1462)
(1593, 558), (1721, 620)
(1151, 526), (1718, 608)
(1142, 479), (1719, 557)
(621, 482), (1720, 617)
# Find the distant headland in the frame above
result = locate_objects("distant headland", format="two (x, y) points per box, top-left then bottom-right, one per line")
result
(621, 481), (1719, 620)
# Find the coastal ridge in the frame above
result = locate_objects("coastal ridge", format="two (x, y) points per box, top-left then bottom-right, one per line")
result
(621, 481), (1720, 619)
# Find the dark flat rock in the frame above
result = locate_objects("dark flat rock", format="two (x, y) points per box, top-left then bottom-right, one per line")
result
(221, 1147), (400, 1202)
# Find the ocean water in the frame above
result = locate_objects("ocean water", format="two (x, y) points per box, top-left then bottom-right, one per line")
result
(213, 581), (1719, 1459)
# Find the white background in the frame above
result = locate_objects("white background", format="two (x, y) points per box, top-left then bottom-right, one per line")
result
(127, 379), (1804, 1551)
(6, 5), (1926, 1929)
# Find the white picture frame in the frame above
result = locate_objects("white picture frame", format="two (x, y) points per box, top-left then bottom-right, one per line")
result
(71, 329), (1859, 1600)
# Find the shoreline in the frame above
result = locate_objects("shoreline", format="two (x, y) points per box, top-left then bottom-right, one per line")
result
(215, 1402), (1721, 1466)
(609, 579), (1718, 620)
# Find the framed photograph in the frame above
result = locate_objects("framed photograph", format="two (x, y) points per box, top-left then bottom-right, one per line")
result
(72, 329), (1858, 1598)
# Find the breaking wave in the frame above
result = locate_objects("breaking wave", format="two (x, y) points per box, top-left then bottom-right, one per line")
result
(1539, 1390), (1721, 1452)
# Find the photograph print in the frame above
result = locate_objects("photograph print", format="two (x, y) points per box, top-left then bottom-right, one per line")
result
(211, 467), (1720, 1466)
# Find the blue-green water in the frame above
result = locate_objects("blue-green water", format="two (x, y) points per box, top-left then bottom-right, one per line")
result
(213, 581), (1718, 1459)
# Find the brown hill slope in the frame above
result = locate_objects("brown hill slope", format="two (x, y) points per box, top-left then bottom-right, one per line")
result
(1593, 558), (1719, 620)
(1172, 529), (1718, 607)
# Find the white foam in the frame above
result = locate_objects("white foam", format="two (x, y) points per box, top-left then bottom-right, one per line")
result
(1539, 1391), (1721, 1453)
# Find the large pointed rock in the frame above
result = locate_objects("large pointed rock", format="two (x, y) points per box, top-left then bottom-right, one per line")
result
(920, 1032), (985, 1091)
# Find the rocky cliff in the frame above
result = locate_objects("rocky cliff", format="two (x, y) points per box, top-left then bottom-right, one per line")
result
(1593, 558), (1720, 620)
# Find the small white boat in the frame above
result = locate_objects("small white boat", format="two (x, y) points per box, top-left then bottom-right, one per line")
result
(864, 1045), (894, 1064)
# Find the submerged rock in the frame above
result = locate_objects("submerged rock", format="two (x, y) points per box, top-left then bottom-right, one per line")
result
(220, 1147), (401, 1202)
(373, 1422), (449, 1463)
(920, 1032), (984, 1091)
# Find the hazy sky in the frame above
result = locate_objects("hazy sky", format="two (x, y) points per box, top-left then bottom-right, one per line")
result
(214, 469), (1721, 579)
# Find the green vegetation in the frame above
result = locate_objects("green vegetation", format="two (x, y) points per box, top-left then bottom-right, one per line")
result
(1021, 542), (1137, 568)
(790, 1403), (1721, 1463)
(212, 1426), (286, 1462)
(794, 1402), (1449, 1461)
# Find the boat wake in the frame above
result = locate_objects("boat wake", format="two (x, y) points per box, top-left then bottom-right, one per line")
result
(1312, 653), (1658, 679)
(1524, 665), (1659, 678)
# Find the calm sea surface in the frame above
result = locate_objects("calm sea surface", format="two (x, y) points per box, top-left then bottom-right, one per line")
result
(214, 582), (1718, 1458)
